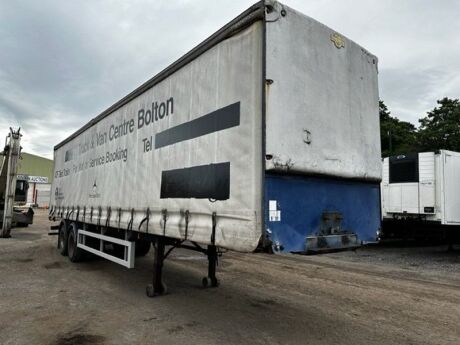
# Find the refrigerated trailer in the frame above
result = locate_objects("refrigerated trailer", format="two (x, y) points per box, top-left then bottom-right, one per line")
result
(381, 151), (460, 238)
(49, 0), (381, 296)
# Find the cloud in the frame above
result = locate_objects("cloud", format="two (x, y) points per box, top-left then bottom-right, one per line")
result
(379, 68), (449, 124)
(0, 0), (252, 157)
(1, 0), (459, 158)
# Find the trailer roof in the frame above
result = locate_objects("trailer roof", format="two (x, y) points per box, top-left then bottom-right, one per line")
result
(54, 1), (265, 150)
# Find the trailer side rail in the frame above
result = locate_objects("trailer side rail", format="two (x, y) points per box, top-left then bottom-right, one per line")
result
(77, 229), (135, 269)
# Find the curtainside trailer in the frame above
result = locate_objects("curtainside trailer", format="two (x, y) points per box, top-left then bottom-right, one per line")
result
(49, 0), (381, 296)
(381, 151), (460, 239)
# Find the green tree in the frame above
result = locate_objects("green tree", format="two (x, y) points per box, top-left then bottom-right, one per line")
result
(418, 97), (460, 152)
(379, 100), (417, 157)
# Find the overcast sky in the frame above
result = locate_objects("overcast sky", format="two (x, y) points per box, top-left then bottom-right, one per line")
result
(1, 0), (459, 158)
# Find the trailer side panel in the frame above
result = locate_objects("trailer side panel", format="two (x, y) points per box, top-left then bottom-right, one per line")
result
(442, 150), (460, 224)
(264, 4), (381, 180)
(51, 22), (264, 252)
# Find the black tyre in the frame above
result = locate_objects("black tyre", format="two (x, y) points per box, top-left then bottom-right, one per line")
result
(146, 282), (167, 297)
(135, 239), (151, 257)
(58, 222), (68, 256)
(111, 243), (125, 258)
(202, 276), (219, 288)
(67, 223), (83, 263)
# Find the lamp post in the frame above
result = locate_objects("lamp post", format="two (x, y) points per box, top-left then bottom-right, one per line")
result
(388, 129), (393, 156)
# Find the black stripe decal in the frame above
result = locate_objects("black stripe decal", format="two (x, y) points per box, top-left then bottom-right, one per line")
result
(160, 162), (230, 200)
(155, 102), (240, 149)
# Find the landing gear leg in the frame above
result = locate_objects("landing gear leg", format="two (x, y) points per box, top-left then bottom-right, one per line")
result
(202, 245), (219, 288)
(146, 236), (167, 297)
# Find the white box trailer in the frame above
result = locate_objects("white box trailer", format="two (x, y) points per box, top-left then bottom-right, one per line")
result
(381, 151), (460, 237)
(50, 1), (381, 296)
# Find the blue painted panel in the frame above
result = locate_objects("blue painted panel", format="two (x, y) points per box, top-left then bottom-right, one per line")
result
(264, 174), (381, 253)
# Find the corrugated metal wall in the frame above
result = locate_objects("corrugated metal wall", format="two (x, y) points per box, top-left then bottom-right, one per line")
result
(17, 153), (54, 183)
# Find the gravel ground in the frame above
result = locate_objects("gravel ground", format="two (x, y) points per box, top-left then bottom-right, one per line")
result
(0, 210), (459, 345)
(326, 242), (460, 276)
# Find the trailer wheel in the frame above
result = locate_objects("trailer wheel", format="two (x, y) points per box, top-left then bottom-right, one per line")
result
(135, 240), (151, 257)
(202, 277), (219, 288)
(67, 223), (83, 263)
(58, 222), (68, 256)
(146, 282), (167, 297)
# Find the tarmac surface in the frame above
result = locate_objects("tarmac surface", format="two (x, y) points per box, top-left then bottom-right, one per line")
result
(0, 210), (459, 345)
